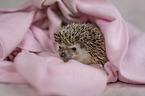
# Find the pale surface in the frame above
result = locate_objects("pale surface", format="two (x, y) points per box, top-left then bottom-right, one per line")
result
(1, 82), (145, 96)
(0, 0), (145, 96)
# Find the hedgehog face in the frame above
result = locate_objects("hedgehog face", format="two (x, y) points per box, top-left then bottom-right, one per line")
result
(57, 43), (78, 62)
(57, 43), (90, 63)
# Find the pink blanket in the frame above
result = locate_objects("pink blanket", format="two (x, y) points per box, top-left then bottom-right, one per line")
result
(0, 0), (145, 96)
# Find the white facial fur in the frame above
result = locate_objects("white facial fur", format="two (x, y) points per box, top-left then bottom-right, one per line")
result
(57, 43), (93, 64)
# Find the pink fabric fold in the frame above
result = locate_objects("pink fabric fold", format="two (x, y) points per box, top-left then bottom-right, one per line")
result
(0, 0), (145, 95)
(0, 11), (35, 60)
(14, 51), (107, 96)
(0, 61), (26, 83)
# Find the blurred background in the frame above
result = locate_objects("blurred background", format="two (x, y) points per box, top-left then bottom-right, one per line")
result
(0, 0), (145, 31)
(110, 0), (145, 32)
(0, 0), (145, 96)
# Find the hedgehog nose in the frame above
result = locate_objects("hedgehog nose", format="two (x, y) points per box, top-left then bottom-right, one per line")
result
(60, 52), (66, 58)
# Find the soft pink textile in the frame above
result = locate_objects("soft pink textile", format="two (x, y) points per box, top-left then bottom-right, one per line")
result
(0, 0), (145, 95)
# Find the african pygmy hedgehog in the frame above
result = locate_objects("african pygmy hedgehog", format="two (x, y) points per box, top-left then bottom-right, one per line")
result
(54, 23), (108, 65)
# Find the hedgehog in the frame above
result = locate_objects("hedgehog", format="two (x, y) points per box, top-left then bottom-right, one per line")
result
(54, 23), (109, 65)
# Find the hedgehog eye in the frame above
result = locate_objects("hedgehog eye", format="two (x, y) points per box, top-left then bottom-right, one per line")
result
(59, 46), (62, 49)
(71, 47), (76, 51)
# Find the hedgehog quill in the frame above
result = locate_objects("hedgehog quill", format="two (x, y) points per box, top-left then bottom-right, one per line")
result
(54, 23), (108, 65)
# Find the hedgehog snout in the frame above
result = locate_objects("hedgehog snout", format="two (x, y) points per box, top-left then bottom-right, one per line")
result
(60, 52), (66, 58)
(60, 52), (70, 62)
